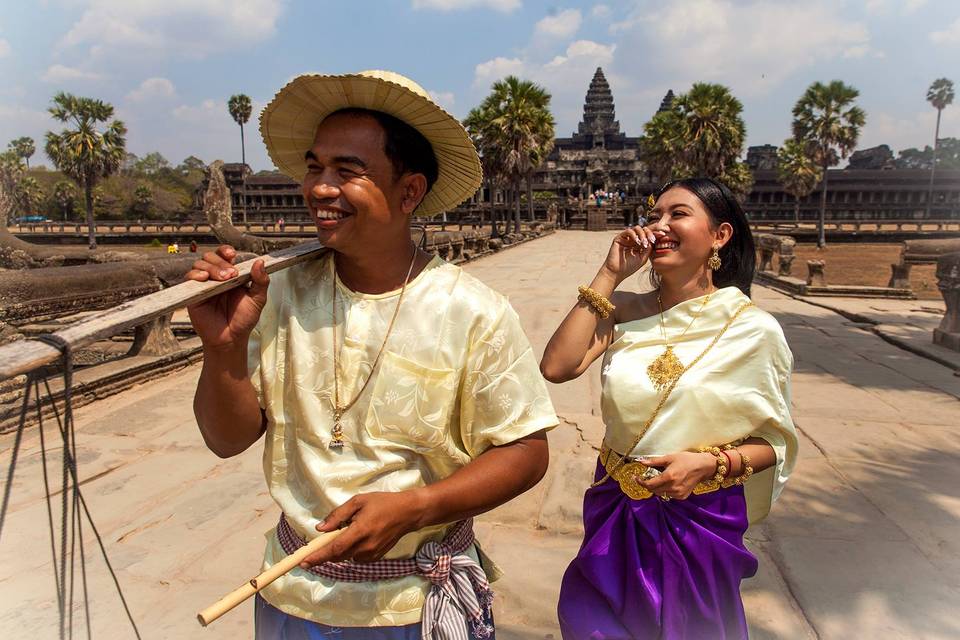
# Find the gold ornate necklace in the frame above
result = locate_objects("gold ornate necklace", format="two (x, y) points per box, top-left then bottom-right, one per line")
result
(329, 246), (418, 449)
(646, 290), (713, 392)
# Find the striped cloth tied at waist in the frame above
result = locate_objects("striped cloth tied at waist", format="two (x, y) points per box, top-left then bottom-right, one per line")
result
(276, 514), (494, 640)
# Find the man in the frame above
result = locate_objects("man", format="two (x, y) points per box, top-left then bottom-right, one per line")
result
(186, 70), (558, 639)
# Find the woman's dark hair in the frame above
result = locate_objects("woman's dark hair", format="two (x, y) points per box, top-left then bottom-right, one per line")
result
(329, 108), (439, 193)
(654, 177), (756, 297)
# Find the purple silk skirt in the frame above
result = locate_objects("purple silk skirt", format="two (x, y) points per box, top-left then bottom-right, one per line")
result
(557, 461), (758, 640)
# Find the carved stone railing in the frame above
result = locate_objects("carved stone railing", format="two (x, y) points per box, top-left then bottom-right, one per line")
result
(806, 260), (827, 287)
(756, 233), (796, 276)
(934, 252), (960, 352)
(888, 239), (960, 289)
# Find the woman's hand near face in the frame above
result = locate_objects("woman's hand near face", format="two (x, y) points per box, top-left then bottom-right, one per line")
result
(601, 224), (658, 285)
(636, 451), (718, 500)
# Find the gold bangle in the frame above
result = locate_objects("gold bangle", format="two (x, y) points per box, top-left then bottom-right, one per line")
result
(697, 446), (727, 486)
(722, 448), (754, 487)
(577, 285), (615, 319)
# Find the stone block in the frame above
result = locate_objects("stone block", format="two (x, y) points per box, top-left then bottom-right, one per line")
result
(887, 262), (912, 289)
(128, 314), (181, 357)
(933, 251), (960, 352)
(777, 254), (795, 277)
(806, 259), (826, 287)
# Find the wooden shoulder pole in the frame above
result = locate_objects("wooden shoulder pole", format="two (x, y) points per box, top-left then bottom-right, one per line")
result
(0, 241), (327, 382)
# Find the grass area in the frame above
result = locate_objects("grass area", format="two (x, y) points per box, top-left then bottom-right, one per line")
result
(778, 243), (941, 300)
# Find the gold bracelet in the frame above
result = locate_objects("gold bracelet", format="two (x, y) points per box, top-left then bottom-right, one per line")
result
(722, 448), (754, 487)
(697, 446), (727, 486)
(577, 285), (615, 319)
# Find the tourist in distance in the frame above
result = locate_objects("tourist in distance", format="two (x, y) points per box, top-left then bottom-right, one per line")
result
(185, 70), (558, 639)
(540, 178), (798, 639)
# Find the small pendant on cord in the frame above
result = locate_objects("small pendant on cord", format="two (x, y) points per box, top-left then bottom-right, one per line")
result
(330, 410), (345, 449)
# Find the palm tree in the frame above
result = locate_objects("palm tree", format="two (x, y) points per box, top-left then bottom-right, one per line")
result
(52, 180), (77, 221)
(791, 80), (866, 248)
(639, 82), (752, 197)
(464, 103), (506, 238)
(9, 137), (35, 169)
(777, 139), (823, 223)
(926, 78), (954, 217)
(15, 176), (44, 216)
(470, 77), (555, 235)
(228, 94), (253, 224)
(44, 92), (127, 249)
(133, 183), (153, 217)
(524, 108), (555, 223)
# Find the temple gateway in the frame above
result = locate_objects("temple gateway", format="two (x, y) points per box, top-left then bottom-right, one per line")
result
(529, 67), (654, 199)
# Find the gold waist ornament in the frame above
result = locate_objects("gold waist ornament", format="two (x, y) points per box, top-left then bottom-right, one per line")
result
(599, 445), (726, 500)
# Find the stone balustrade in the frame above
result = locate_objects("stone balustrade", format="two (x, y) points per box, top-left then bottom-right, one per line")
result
(806, 260), (827, 287)
(934, 252), (960, 352)
(756, 233), (796, 276)
(888, 238), (960, 289)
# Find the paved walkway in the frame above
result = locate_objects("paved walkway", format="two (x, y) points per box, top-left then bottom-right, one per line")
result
(1, 230), (959, 639)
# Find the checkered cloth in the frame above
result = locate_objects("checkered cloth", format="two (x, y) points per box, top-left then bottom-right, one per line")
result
(276, 514), (494, 640)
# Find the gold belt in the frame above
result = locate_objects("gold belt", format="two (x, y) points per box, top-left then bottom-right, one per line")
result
(599, 445), (725, 500)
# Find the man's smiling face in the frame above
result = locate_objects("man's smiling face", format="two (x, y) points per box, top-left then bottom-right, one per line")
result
(301, 111), (410, 253)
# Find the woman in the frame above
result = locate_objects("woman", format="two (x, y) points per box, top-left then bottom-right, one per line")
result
(541, 178), (797, 639)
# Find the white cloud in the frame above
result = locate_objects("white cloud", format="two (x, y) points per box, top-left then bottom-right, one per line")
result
(546, 39), (615, 68)
(125, 77), (176, 102)
(591, 4), (611, 19)
(412, 0), (520, 11)
(59, 0), (283, 61)
(611, 1), (872, 96)
(534, 9), (582, 39)
(429, 90), (456, 112)
(473, 57), (526, 87)
(930, 17), (960, 45)
(865, 0), (927, 14)
(0, 39), (10, 58)
(41, 64), (102, 83)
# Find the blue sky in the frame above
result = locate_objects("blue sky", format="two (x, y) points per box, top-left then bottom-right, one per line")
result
(1, 0), (958, 172)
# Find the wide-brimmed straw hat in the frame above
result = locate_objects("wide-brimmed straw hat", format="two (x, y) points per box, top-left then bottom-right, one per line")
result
(259, 70), (482, 217)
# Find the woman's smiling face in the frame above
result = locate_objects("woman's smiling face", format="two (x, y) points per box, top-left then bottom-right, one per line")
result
(646, 186), (729, 275)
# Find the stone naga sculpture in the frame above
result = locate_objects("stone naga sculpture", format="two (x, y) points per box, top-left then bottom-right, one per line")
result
(202, 160), (303, 254)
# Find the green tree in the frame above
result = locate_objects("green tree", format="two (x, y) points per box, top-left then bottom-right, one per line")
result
(228, 94), (252, 224)
(791, 80), (866, 248)
(467, 77), (555, 234)
(133, 183), (153, 216)
(464, 103), (506, 237)
(777, 139), (823, 222)
(15, 176), (44, 215)
(9, 137), (36, 169)
(134, 151), (170, 175)
(52, 180), (77, 221)
(179, 155), (206, 173)
(926, 77), (955, 216)
(898, 138), (960, 170)
(44, 92), (127, 249)
(640, 82), (753, 197)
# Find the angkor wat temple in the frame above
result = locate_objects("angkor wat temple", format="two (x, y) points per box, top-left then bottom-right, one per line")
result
(210, 67), (959, 223)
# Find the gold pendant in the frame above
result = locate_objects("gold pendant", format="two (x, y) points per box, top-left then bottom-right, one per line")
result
(647, 346), (684, 392)
(330, 409), (345, 449)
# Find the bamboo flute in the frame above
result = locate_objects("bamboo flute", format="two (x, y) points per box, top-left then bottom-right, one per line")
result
(197, 528), (344, 627)
(0, 241), (328, 382)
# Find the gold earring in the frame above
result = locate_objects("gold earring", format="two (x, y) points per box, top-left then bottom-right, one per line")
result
(708, 246), (722, 271)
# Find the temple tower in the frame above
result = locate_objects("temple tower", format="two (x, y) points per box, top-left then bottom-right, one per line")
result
(577, 67), (623, 146)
